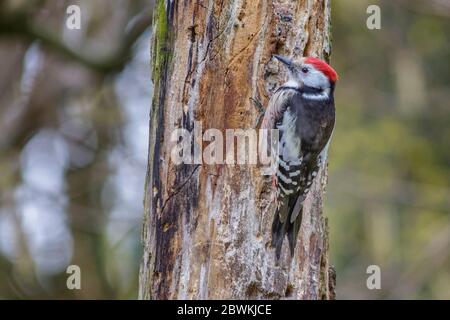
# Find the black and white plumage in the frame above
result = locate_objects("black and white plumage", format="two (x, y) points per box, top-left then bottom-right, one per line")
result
(261, 55), (338, 259)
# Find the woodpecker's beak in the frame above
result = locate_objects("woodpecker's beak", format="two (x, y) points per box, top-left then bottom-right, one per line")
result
(273, 55), (293, 67)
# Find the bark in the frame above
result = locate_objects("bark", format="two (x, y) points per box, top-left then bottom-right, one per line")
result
(139, 0), (336, 300)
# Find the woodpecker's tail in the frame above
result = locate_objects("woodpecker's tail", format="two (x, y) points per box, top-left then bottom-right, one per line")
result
(271, 204), (303, 259)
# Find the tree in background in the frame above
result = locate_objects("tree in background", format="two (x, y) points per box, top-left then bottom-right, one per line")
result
(0, 0), (151, 299)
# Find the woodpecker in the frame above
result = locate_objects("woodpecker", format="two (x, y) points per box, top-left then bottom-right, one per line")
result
(261, 55), (338, 259)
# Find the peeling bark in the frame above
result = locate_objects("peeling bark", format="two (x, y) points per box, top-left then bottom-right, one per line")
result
(139, 0), (335, 300)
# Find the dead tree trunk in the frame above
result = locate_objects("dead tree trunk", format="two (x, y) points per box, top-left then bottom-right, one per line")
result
(139, 0), (336, 300)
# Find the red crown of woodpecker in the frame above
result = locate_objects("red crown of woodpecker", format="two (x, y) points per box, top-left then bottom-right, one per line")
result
(304, 57), (339, 83)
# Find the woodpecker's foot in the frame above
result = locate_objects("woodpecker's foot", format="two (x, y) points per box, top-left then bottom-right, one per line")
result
(250, 97), (265, 129)
(272, 175), (277, 188)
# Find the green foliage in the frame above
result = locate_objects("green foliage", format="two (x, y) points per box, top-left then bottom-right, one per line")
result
(328, 0), (450, 299)
(152, 0), (170, 86)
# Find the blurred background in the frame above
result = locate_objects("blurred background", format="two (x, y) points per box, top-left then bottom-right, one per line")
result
(0, 0), (448, 299)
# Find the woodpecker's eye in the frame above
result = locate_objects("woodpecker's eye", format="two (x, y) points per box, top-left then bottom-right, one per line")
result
(301, 67), (309, 73)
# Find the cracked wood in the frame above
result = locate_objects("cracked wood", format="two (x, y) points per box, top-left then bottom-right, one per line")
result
(140, 0), (335, 300)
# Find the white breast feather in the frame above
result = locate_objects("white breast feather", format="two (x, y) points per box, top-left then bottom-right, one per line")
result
(278, 111), (301, 161)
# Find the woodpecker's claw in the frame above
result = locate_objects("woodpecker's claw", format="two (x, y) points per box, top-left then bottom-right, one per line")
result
(272, 175), (277, 188)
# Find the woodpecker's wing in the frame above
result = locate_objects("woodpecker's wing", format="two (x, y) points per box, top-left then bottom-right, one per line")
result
(261, 88), (303, 258)
(261, 89), (295, 130)
(260, 88), (297, 183)
(261, 88), (296, 225)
